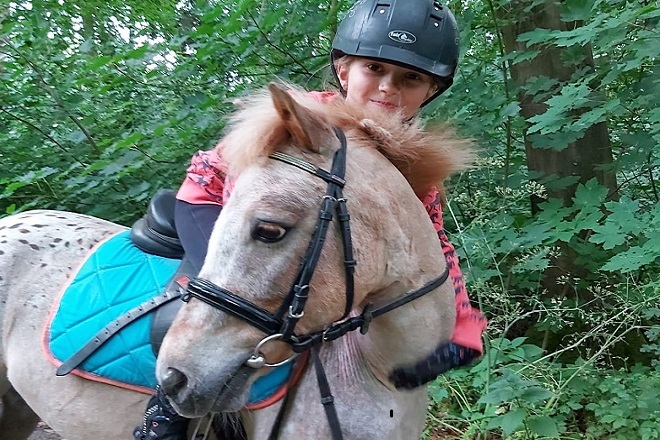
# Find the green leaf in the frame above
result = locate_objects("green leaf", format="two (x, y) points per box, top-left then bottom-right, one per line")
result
(65, 130), (88, 145)
(561, 0), (597, 22)
(512, 248), (550, 273)
(589, 221), (626, 249)
(519, 386), (554, 403)
(517, 28), (553, 46)
(126, 181), (151, 198)
(528, 416), (560, 438)
(503, 50), (541, 65)
(87, 56), (113, 70)
(528, 131), (584, 151)
(573, 178), (607, 209)
(573, 98), (622, 129)
(524, 76), (559, 96)
(510, 337), (527, 348)
(499, 102), (521, 119)
(478, 386), (516, 404)
(79, 39), (95, 53)
(601, 246), (660, 272)
(526, 79), (596, 135)
(500, 408), (526, 436)
(111, 132), (145, 151)
(522, 344), (545, 361)
(428, 385), (449, 403)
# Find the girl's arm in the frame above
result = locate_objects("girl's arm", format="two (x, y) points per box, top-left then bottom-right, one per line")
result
(422, 186), (487, 353)
(389, 187), (487, 389)
(176, 148), (227, 206)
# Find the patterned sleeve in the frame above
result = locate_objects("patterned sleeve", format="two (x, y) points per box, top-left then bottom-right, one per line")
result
(422, 187), (487, 354)
(176, 147), (228, 205)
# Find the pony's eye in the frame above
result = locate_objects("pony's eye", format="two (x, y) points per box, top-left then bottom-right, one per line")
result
(252, 222), (288, 243)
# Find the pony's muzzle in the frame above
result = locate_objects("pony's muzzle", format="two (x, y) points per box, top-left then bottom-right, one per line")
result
(160, 367), (188, 398)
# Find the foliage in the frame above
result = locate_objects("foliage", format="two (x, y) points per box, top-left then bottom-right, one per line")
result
(426, 334), (660, 439)
(1, 0), (659, 437)
(423, 0), (660, 437)
(0, 0), (340, 223)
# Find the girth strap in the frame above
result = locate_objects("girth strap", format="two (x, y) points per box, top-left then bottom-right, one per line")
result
(56, 289), (181, 376)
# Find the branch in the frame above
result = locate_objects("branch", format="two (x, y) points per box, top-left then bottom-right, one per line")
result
(608, 165), (656, 201)
(129, 146), (179, 164)
(246, 11), (312, 77)
(0, 107), (89, 168)
(0, 37), (100, 156)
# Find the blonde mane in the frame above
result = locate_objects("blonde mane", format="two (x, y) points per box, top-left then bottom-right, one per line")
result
(221, 84), (475, 197)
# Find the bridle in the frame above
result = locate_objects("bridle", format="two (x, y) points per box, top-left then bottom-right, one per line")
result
(182, 127), (450, 439)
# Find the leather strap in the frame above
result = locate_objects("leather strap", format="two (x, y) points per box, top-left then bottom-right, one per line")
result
(267, 382), (295, 440)
(311, 346), (343, 440)
(267, 346), (344, 440)
(56, 289), (181, 376)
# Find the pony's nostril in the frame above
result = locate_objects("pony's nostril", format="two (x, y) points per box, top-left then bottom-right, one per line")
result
(160, 367), (188, 396)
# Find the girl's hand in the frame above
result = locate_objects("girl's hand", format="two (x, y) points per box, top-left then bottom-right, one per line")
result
(389, 342), (478, 389)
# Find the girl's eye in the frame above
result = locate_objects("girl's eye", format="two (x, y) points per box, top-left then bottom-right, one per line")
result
(252, 222), (288, 243)
(405, 72), (423, 82)
(366, 63), (383, 72)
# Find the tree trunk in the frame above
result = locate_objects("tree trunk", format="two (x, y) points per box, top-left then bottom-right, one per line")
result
(495, 0), (618, 295)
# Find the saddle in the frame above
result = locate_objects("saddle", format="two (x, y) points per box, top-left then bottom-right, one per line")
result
(130, 189), (183, 259)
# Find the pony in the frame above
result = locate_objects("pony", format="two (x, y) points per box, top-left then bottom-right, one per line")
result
(0, 82), (473, 439)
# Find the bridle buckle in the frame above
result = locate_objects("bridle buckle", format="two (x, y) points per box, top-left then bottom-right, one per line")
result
(288, 306), (304, 319)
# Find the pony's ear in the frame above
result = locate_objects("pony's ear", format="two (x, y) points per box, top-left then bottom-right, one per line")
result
(268, 83), (326, 153)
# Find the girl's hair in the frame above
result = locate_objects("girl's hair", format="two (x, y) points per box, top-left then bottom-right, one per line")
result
(333, 55), (352, 71)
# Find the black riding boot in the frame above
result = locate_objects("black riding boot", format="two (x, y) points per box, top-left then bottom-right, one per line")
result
(133, 386), (189, 440)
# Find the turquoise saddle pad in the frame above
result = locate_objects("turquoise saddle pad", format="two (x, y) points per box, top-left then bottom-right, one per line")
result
(48, 230), (180, 389)
(47, 230), (292, 403)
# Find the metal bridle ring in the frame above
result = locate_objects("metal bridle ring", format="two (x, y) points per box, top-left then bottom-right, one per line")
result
(245, 333), (299, 369)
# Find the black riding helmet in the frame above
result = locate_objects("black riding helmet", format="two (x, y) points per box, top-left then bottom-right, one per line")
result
(331, 0), (460, 106)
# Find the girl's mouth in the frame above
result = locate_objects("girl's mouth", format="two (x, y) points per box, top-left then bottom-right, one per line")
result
(371, 100), (398, 110)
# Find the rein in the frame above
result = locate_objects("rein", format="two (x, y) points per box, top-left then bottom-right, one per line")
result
(182, 127), (450, 439)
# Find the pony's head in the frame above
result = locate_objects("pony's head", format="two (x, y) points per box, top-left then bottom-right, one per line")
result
(156, 83), (472, 417)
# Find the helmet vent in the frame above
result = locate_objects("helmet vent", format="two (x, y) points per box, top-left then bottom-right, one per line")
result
(431, 2), (445, 21)
(374, 2), (391, 16)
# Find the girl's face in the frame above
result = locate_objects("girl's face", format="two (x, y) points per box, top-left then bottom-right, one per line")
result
(336, 57), (438, 120)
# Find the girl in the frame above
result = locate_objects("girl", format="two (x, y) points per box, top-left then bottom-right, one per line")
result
(134, 1), (486, 438)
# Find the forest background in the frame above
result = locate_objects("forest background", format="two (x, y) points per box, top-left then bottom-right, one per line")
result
(1, 0), (658, 438)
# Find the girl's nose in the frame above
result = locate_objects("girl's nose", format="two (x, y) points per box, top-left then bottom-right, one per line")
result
(379, 75), (401, 94)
